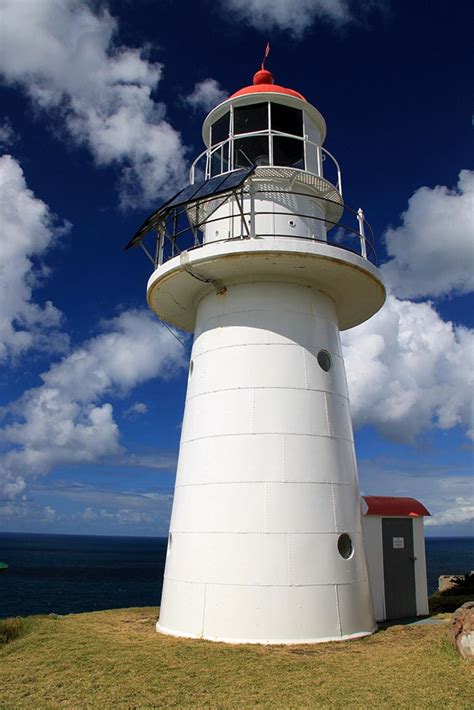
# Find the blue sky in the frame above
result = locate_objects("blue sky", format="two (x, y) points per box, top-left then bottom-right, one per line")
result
(0, 0), (472, 537)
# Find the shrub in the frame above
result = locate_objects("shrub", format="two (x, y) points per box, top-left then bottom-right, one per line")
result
(0, 617), (25, 645)
(446, 572), (474, 595)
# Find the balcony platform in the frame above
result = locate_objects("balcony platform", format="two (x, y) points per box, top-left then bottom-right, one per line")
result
(147, 236), (386, 332)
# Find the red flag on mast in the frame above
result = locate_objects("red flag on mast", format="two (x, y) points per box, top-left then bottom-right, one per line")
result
(261, 42), (270, 70)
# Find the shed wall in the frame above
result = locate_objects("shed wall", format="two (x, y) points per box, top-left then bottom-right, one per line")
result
(362, 515), (385, 621)
(413, 517), (429, 615)
(362, 514), (429, 620)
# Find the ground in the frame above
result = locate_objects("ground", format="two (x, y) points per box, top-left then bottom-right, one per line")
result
(0, 607), (472, 709)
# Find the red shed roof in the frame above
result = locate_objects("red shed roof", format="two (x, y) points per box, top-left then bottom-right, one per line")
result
(362, 496), (430, 517)
(229, 69), (306, 101)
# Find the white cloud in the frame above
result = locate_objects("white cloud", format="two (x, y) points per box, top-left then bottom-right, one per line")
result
(425, 497), (474, 527)
(0, 309), (187, 499)
(79, 505), (157, 526)
(115, 508), (154, 524)
(0, 118), (17, 148)
(0, 0), (187, 207)
(185, 79), (228, 113)
(0, 476), (26, 501)
(221, 0), (383, 36)
(123, 401), (148, 419)
(382, 170), (474, 299)
(0, 154), (70, 362)
(342, 295), (474, 442)
(358, 458), (474, 532)
(41, 505), (57, 522)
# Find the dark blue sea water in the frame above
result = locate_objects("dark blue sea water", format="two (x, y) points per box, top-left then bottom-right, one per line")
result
(0, 533), (472, 619)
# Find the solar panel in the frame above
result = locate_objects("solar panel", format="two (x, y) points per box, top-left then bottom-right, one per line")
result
(125, 166), (255, 250)
(187, 174), (231, 202)
(219, 169), (256, 191)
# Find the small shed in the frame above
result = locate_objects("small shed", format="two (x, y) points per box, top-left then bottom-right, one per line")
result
(361, 496), (430, 621)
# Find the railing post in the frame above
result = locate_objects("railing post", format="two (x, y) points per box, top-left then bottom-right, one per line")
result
(317, 146), (322, 177)
(155, 226), (165, 266)
(249, 180), (256, 238)
(337, 167), (343, 198)
(357, 208), (367, 259)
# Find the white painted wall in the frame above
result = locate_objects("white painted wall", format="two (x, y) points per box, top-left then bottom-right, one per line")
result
(362, 516), (385, 621)
(203, 183), (327, 245)
(413, 517), (429, 615)
(157, 282), (375, 643)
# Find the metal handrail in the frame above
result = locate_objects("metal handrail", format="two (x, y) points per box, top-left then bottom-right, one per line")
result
(136, 188), (377, 269)
(189, 131), (343, 196)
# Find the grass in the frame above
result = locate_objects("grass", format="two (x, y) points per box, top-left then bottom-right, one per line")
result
(0, 607), (472, 709)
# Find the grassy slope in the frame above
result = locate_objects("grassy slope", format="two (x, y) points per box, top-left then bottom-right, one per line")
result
(0, 607), (472, 709)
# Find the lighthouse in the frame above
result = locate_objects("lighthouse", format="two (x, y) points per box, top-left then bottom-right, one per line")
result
(128, 62), (385, 643)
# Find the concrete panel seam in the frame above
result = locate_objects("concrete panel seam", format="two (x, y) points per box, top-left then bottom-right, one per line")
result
(264, 481), (268, 533)
(185, 387), (350, 403)
(303, 348), (309, 390)
(324, 391), (331, 436)
(164, 577), (365, 589)
(282, 434), (287, 483)
(181, 432), (355, 444)
(331, 483), (338, 531)
(287, 533), (292, 586)
(192, 342), (345, 359)
(335, 585), (343, 636)
(173, 480), (355, 488)
(198, 307), (335, 324)
(201, 583), (207, 638)
(168, 529), (363, 535)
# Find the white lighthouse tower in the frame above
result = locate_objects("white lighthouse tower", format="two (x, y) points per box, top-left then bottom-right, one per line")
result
(128, 62), (385, 644)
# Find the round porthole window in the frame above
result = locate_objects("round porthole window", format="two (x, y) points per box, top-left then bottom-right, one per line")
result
(337, 533), (353, 559)
(317, 350), (331, 372)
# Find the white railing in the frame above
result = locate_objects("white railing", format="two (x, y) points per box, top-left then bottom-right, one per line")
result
(189, 131), (343, 197)
(140, 190), (376, 268)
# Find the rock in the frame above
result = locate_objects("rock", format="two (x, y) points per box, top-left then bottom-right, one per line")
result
(449, 601), (474, 658)
(439, 571), (474, 592)
(439, 575), (459, 592)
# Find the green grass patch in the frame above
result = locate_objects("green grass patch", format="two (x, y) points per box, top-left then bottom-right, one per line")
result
(0, 607), (472, 709)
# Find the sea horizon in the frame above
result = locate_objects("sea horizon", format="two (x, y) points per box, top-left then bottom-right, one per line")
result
(1, 532), (472, 620)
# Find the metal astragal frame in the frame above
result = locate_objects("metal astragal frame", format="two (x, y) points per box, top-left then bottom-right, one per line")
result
(190, 132), (343, 198)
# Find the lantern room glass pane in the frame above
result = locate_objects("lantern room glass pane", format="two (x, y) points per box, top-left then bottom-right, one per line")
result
(209, 144), (229, 176)
(211, 112), (230, 146)
(234, 103), (268, 135)
(271, 103), (303, 136)
(273, 136), (304, 169)
(234, 135), (269, 168)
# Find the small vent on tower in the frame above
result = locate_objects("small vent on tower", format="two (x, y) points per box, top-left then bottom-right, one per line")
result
(337, 534), (353, 559)
(317, 350), (331, 372)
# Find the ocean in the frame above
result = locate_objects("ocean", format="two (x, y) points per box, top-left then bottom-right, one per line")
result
(0, 532), (472, 619)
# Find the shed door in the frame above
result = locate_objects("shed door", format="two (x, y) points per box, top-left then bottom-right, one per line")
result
(382, 518), (416, 619)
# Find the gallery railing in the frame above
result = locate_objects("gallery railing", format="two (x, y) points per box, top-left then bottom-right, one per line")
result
(190, 132), (343, 198)
(133, 188), (376, 269)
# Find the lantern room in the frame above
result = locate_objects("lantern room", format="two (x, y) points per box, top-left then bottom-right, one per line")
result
(199, 68), (329, 180)
(187, 67), (345, 250)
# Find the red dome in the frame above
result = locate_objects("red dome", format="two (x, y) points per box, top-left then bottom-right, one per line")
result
(230, 69), (306, 101)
